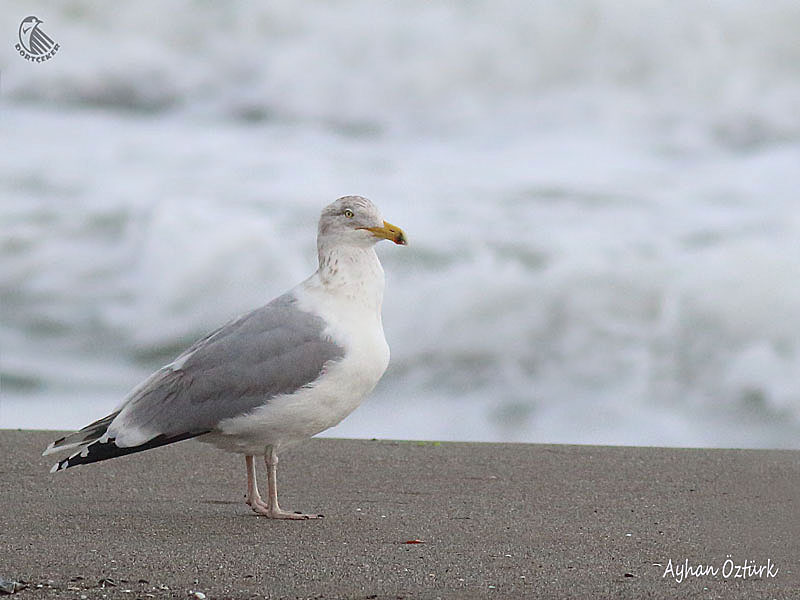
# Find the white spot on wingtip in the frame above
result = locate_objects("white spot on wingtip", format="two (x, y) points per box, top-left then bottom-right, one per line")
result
(49, 462), (61, 473)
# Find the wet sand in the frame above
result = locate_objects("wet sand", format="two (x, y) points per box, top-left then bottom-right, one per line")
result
(1, 430), (797, 598)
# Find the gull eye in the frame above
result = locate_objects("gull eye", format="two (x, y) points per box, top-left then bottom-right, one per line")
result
(343, 209), (355, 218)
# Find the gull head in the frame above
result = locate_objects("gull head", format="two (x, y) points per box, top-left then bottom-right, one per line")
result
(318, 196), (407, 248)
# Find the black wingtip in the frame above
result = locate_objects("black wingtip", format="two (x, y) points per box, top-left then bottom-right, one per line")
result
(51, 430), (209, 472)
(44, 411), (121, 456)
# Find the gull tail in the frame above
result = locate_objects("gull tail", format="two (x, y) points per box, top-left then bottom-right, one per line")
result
(48, 431), (207, 473)
(44, 412), (209, 473)
(43, 412), (120, 456)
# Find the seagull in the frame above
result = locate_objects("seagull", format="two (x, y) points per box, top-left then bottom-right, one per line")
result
(44, 196), (407, 519)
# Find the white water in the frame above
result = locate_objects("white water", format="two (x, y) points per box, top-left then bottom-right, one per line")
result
(2, 1), (800, 447)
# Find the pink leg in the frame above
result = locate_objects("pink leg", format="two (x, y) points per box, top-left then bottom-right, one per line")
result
(248, 446), (322, 520)
(244, 455), (267, 509)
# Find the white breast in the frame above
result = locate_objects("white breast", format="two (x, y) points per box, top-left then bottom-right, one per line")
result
(206, 247), (390, 456)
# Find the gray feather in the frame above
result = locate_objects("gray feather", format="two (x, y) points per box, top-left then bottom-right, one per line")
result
(43, 412), (119, 455)
(116, 292), (345, 437)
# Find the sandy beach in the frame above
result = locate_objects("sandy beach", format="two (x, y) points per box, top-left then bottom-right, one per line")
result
(1, 430), (797, 598)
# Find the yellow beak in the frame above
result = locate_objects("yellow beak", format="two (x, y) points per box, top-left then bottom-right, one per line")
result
(362, 220), (407, 245)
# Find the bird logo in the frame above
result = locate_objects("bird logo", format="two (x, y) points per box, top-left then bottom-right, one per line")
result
(15, 15), (60, 63)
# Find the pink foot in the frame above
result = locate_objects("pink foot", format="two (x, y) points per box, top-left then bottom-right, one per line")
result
(253, 505), (323, 520)
(246, 495), (321, 519)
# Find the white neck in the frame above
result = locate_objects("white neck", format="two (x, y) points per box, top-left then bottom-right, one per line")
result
(314, 242), (385, 311)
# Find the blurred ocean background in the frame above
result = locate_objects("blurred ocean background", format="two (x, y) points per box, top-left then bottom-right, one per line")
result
(2, 1), (800, 448)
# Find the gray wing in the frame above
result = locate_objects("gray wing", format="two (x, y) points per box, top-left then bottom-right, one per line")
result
(116, 292), (345, 437)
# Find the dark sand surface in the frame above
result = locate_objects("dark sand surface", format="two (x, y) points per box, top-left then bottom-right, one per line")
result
(1, 430), (797, 599)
